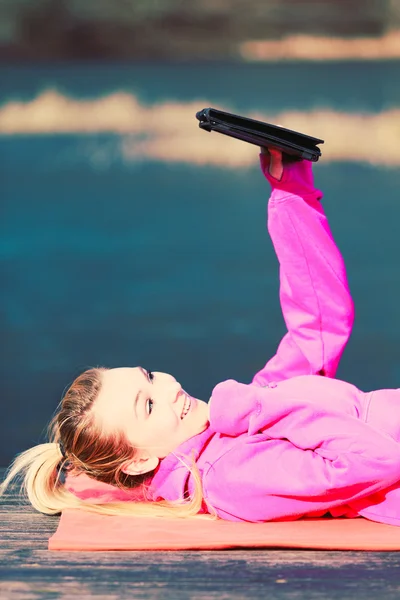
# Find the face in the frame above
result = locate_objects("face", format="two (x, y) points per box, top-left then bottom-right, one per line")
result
(92, 367), (210, 470)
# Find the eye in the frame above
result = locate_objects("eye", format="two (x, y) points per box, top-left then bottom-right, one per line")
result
(146, 398), (154, 415)
(147, 370), (155, 382)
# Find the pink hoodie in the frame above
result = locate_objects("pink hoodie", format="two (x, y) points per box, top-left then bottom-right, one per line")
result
(67, 155), (400, 525)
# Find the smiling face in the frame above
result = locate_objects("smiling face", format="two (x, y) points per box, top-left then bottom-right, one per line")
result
(91, 367), (210, 475)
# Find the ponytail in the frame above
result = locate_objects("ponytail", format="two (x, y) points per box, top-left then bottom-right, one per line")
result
(0, 442), (80, 514)
(0, 443), (216, 519)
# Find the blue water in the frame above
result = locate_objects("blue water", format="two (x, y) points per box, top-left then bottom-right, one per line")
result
(1, 62), (400, 110)
(1, 62), (400, 465)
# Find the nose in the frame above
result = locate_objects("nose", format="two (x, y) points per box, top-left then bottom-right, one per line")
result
(171, 383), (183, 403)
(156, 373), (181, 404)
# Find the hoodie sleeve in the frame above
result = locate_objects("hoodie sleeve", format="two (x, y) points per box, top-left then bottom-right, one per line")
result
(205, 380), (400, 522)
(251, 155), (354, 386)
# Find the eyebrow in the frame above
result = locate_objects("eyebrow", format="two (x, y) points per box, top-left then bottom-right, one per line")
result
(134, 367), (147, 418)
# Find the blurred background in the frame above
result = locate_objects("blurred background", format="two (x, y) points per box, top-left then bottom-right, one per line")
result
(1, 0), (400, 466)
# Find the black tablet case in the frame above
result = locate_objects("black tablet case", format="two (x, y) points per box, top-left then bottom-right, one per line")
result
(196, 108), (324, 162)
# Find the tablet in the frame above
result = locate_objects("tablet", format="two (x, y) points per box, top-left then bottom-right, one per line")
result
(196, 107), (324, 162)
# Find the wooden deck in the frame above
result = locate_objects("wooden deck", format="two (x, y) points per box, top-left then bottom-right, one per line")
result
(1, 469), (400, 599)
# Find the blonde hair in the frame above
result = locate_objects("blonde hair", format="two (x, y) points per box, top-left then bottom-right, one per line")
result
(0, 368), (212, 519)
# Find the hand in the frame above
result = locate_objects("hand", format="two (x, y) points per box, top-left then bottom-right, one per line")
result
(260, 147), (320, 198)
(260, 147), (283, 181)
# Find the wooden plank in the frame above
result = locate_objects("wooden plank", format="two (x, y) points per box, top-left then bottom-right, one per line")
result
(1, 468), (400, 599)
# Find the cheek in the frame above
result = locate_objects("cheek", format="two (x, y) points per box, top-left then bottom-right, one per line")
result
(150, 415), (182, 454)
(153, 409), (179, 434)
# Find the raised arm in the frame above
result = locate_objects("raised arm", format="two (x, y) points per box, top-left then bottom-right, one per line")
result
(252, 151), (354, 385)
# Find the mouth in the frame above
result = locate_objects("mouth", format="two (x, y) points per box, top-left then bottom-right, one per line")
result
(180, 393), (191, 419)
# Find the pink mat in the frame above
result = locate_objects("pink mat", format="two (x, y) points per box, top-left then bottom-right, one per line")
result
(49, 511), (400, 551)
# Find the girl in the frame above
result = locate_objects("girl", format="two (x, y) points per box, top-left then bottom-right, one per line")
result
(2, 149), (400, 526)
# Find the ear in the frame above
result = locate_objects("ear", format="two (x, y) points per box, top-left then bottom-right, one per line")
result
(121, 454), (160, 476)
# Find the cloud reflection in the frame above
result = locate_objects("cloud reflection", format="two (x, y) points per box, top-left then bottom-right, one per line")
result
(0, 90), (399, 167)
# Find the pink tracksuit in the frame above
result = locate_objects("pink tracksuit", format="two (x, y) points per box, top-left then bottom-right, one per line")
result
(67, 156), (400, 525)
(148, 156), (400, 525)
